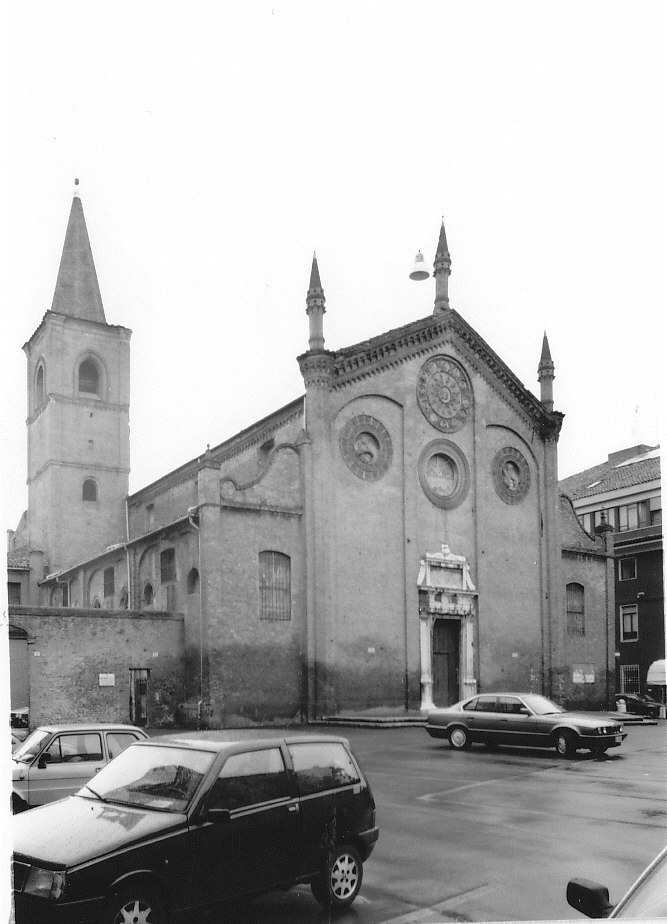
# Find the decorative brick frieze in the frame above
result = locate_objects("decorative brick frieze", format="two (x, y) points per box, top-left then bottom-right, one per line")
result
(297, 350), (336, 389)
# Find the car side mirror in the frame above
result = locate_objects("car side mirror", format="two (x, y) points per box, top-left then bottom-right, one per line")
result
(37, 753), (52, 769)
(567, 878), (613, 917)
(519, 707), (530, 715)
(206, 806), (231, 824)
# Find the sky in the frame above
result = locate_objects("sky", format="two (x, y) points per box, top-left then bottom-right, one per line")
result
(2, 0), (665, 534)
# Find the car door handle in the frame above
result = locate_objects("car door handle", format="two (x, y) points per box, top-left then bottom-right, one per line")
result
(288, 804), (299, 813)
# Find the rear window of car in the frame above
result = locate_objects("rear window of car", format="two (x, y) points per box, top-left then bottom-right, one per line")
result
(209, 747), (290, 810)
(288, 742), (361, 796)
(464, 696), (497, 712)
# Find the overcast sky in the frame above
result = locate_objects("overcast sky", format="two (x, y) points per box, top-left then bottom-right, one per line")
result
(2, 1), (665, 535)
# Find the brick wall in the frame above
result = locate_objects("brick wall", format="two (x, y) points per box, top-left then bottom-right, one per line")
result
(8, 606), (185, 729)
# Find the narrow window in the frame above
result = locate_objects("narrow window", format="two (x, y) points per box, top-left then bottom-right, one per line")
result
(146, 504), (155, 531)
(259, 551), (291, 620)
(160, 548), (176, 584)
(566, 583), (585, 637)
(82, 478), (98, 501)
(187, 568), (200, 594)
(620, 604), (639, 642)
(36, 365), (45, 408)
(103, 567), (115, 598)
(119, 587), (129, 609)
(619, 558), (637, 581)
(142, 582), (154, 606)
(7, 582), (21, 605)
(78, 359), (100, 396)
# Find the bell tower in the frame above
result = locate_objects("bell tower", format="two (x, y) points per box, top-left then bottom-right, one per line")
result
(23, 182), (131, 575)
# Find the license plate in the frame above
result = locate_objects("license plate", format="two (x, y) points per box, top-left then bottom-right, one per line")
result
(615, 736), (622, 744)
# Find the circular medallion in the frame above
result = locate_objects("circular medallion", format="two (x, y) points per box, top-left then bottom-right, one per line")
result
(417, 356), (472, 433)
(492, 447), (531, 505)
(418, 440), (470, 509)
(340, 415), (393, 481)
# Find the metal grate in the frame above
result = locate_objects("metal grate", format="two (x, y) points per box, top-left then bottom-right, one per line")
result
(620, 664), (640, 694)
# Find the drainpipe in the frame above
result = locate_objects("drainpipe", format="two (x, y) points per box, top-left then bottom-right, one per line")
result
(187, 506), (203, 717)
(125, 498), (133, 610)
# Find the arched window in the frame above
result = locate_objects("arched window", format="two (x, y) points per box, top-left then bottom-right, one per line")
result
(187, 568), (200, 594)
(79, 359), (100, 396)
(35, 364), (46, 408)
(92, 597), (101, 608)
(259, 551), (291, 620)
(82, 478), (98, 501)
(142, 582), (154, 607)
(119, 587), (129, 609)
(566, 583), (585, 636)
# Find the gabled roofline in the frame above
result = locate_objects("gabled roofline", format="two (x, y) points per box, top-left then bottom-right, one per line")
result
(127, 395), (304, 504)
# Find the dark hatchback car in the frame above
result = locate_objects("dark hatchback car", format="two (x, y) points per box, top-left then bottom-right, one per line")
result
(427, 692), (626, 757)
(12, 734), (378, 923)
(614, 692), (663, 718)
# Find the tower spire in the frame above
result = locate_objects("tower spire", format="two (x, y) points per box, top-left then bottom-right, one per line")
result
(305, 252), (326, 351)
(537, 331), (555, 411)
(433, 220), (451, 313)
(51, 180), (106, 323)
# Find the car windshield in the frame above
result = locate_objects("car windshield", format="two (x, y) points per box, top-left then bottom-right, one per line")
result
(12, 729), (52, 763)
(614, 851), (667, 918)
(520, 694), (565, 715)
(79, 744), (215, 812)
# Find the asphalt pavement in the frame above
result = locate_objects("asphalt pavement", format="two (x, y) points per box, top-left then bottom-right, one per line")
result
(152, 718), (667, 923)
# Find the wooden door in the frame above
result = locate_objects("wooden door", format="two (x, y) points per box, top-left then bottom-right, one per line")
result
(432, 619), (459, 706)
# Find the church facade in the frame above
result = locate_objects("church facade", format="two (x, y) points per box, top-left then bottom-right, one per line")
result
(7, 189), (616, 727)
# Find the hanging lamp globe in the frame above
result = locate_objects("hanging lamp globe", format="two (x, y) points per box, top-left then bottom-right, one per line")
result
(409, 251), (430, 281)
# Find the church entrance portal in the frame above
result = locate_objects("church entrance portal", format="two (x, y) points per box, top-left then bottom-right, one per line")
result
(418, 545), (478, 711)
(432, 619), (460, 706)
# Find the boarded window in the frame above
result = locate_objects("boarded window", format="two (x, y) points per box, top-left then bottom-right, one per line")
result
(103, 567), (115, 598)
(259, 551), (291, 620)
(566, 583), (585, 636)
(160, 548), (176, 584)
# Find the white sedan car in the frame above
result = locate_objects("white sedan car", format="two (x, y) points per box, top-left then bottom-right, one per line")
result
(12, 722), (148, 811)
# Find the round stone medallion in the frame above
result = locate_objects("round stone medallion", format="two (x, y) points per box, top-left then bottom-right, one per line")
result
(418, 439), (470, 509)
(340, 415), (393, 481)
(492, 446), (531, 505)
(417, 355), (472, 433)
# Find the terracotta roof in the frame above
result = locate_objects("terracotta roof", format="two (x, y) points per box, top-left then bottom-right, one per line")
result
(559, 447), (660, 500)
(7, 547), (31, 569)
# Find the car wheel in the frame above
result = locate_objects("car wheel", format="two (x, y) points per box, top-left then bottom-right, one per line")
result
(311, 843), (363, 907)
(102, 884), (165, 924)
(554, 730), (577, 758)
(448, 725), (471, 750)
